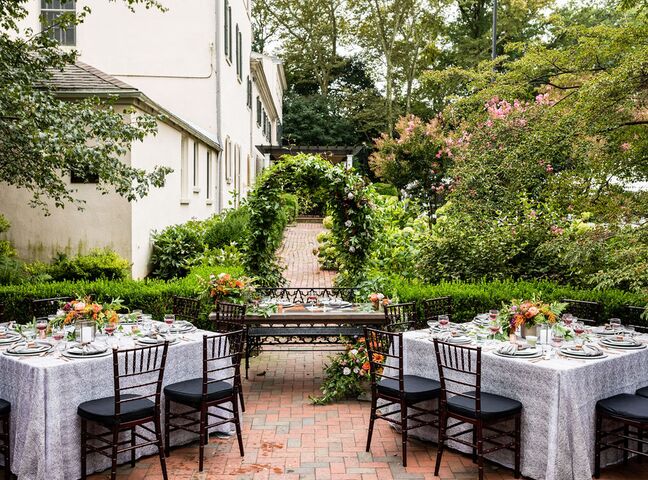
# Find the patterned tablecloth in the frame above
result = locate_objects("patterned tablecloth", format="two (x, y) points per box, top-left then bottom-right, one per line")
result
(0, 327), (236, 480)
(401, 330), (648, 480)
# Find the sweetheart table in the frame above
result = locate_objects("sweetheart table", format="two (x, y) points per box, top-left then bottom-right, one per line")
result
(401, 330), (648, 480)
(0, 328), (236, 480)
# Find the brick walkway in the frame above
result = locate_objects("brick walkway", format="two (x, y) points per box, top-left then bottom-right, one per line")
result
(89, 347), (646, 480)
(277, 222), (335, 288)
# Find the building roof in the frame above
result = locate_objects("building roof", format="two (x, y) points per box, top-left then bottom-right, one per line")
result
(256, 145), (362, 164)
(48, 62), (221, 151)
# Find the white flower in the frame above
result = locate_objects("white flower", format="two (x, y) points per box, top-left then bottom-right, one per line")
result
(347, 192), (355, 200)
(343, 367), (351, 375)
(345, 220), (352, 227)
(353, 367), (360, 374)
(217, 273), (227, 279)
(349, 246), (356, 253)
(350, 349), (358, 356)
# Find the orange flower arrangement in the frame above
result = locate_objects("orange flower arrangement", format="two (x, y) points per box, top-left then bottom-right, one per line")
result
(53, 296), (122, 331)
(201, 272), (256, 304)
(499, 297), (566, 334)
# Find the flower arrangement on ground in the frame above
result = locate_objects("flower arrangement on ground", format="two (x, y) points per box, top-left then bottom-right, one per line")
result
(200, 272), (256, 304)
(310, 336), (379, 405)
(52, 296), (122, 331)
(498, 297), (566, 335)
(369, 292), (391, 311)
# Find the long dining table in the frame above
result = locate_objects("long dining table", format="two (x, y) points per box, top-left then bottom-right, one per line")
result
(0, 324), (236, 480)
(401, 329), (648, 480)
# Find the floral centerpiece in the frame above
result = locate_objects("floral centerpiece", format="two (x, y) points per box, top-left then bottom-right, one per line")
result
(52, 296), (122, 332)
(368, 293), (390, 311)
(498, 297), (566, 337)
(310, 336), (384, 405)
(200, 272), (256, 305)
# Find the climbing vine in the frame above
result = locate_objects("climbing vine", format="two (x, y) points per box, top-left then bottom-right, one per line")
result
(244, 154), (375, 286)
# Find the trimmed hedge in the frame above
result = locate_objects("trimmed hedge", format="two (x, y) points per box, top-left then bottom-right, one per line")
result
(391, 279), (647, 323)
(0, 264), (244, 328)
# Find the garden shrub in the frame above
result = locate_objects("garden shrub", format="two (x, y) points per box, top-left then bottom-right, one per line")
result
(45, 249), (130, 281)
(372, 182), (398, 197)
(203, 207), (250, 249)
(150, 220), (206, 280)
(0, 215), (26, 285)
(280, 193), (299, 223)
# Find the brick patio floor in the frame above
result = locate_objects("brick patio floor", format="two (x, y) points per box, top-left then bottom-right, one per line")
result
(277, 222), (335, 288)
(89, 347), (647, 480)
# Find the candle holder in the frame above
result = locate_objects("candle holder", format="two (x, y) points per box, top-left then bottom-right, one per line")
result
(75, 321), (96, 346)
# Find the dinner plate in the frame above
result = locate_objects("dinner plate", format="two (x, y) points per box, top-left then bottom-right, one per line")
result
(600, 337), (637, 347)
(592, 327), (623, 336)
(66, 343), (109, 356)
(560, 350), (608, 360)
(169, 321), (195, 333)
(4, 342), (53, 356)
(560, 346), (604, 358)
(136, 336), (179, 346)
(493, 350), (543, 359)
(446, 336), (472, 345)
(0, 334), (21, 345)
(599, 339), (646, 350)
(473, 314), (491, 326)
(62, 349), (112, 359)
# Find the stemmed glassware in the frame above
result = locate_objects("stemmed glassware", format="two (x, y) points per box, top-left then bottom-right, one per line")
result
(573, 322), (585, 347)
(562, 314), (574, 328)
(610, 318), (622, 331)
(489, 321), (501, 341)
(36, 318), (48, 340)
(52, 327), (65, 354)
(164, 314), (176, 329)
(438, 315), (450, 330)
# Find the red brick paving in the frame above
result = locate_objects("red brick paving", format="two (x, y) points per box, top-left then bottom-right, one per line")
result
(88, 347), (648, 480)
(277, 222), (336, 288)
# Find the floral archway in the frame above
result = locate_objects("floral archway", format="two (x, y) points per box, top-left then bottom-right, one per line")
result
(244, 154), (375, 286)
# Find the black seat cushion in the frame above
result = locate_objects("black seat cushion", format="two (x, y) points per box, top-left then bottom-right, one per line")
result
(447, 391), (522, 420)
(378, 375), (441, 403)
(598, 394), (648, 422)
(77, 394), (154, 426)
(636, 387), (648, 399)
(0, 398), (10, 416)
(164, 378), (233, 406)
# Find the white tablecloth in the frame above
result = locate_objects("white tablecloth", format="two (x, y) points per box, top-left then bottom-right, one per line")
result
(401, 331), (648, 480)
(0, 329), (236, 480)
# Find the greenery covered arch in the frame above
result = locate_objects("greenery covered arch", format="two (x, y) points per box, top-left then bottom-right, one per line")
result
(244, 154), (375, 286)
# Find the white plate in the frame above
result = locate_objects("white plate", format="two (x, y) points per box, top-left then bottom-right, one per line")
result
(5, 342), (53, 356)
(560, 346), (604, 357)
(0, 335), (21, 345)
(446, 336), (472, 345)
(67, 343), (109, 356)
(136, 337), (179, 346)
(560, 350), (608, 360)
(599, 340), (646, 350)
(493, 350), (543, 359)
(592, 327), (623, 336)
(62, 349), (112, 359)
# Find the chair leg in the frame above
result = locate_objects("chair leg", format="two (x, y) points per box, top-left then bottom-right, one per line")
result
(80, 419), (87, 480)
(623, 424), (629, 464)
(164, 397), (171, 457)
(514, 415), (521, 478)
(476, 424), (484, 480)
(400, 400), (408, 467)
(237, 371), (246, 413)
(233, 396), (245, 457)
(434, 411), (446, 476)
(594, 411), (602, 478)
(154, 416), (168, 480)
(245, 341), (250, 379)
(199, 404), (207, 472)
(130, 427), (136, 467)
(472, 427), (477, 463)
(365, 392), (377, 453)
(110, 426), (119, 480)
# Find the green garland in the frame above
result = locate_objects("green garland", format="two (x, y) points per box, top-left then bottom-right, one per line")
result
(244, 154), (375, 286)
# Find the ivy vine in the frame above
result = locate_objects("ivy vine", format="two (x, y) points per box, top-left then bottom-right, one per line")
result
(244, 154), (375, 286)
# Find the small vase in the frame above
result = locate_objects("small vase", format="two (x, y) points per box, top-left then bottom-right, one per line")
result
(521, 324), (538, 339)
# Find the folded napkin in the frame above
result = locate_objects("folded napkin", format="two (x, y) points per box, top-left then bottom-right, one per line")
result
(498, 343), (519, 355)
(580, 344), (603, 356)
(68, 343), (107, 355)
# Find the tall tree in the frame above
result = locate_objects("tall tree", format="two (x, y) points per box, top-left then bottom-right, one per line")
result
(0, 0), (170, 210)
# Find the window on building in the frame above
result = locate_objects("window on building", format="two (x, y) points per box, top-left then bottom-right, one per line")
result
(227, 4), (232, 63)
(70, 166), (98, 184)
(235, 25), (242, 80)
(256, 97), (261, 126)
(41, 0), (76, 46)
(192, 142), (199, 188)
(224, 0), (230, 59)
(246, 77), (252, 108)
(180, 136), (189, 200)
(276, 121), (282, 145)
(206, 151), (212, 199)
(224, 137), (232, 183)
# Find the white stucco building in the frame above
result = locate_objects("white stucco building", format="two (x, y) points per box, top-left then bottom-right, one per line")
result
(0, 0), (286, 277)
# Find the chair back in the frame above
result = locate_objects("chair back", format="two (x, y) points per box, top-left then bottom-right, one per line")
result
(433, 340), (482, 416)
(213, 301), (246, 327)
(384, 302), (418, 332)
(625, 305), (647, 328)
(31, 296), (74, 320)
(172, 296), (201, 323)
(112, 343), (169, 421)
(561, 299), (602, 325)
(422, 297), (453, 324)
(202, 330), (245, 398)
(364, 328), (403, 396)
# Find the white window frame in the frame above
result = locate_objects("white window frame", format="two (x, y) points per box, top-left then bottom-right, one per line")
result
(41, 0), (76, 46)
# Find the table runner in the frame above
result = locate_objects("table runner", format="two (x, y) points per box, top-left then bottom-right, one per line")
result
(401, 331), (648, 480)
(0, 329), (236, 480)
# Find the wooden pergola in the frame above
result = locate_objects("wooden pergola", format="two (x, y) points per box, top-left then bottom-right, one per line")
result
(255, 145), (362, 169)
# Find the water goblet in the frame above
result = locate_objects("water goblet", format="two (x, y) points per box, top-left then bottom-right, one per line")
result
(489, 310), (499, 322)
(551, 331), (564, 348)
(562, 314), (574, 327)
(52, 327), (65, 353)
(573, 322), (585, 337)
(164, 314), (176, 329)
(438, 315), (450, 330)
(609, 318), (622, 331)
(23, 329), (37, 348)
(488, 321), (501, 340)
(36, 318), (48, 340)
(626, 325), (636, 336)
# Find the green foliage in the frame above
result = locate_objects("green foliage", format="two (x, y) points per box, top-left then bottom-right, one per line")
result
(280, 193), (299, 223)
(203, 207), (251, 249)
(372, 182), (399, 197)
(245, 154), (375, 286)
(1, 0), (171, 210)
(150, 221), (207, 280)
(45, 249), (130, 282)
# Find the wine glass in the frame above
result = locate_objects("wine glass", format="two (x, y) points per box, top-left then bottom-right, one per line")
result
(489, 321), (501, 340)
(438, 315), (450, 329)
(164, 314), (176, 329)
(562, 314), (574, 327)
(36, 318), (48, 340)
(489, 310), (499, 322)
(609, 318), (622, 331)
(52, 327), (65, 353)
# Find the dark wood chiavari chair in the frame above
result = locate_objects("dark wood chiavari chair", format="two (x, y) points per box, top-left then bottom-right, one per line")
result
(31, 296), (74, 320)
(626, 305), (647, 329)
(561, 299), (602, 325)
(595, 393), (648, 477)
(383, 302), (418, 332)
(0, 399), (9, 480)
(421, 296), (453, 324)
(172, 296), (201, 324)
(433, 340), (522, 480)
(77, 343), (169, 480)
(164, 330), (245, 471)
(212, 302), (247, 411)
(364, 327), (440, 467)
